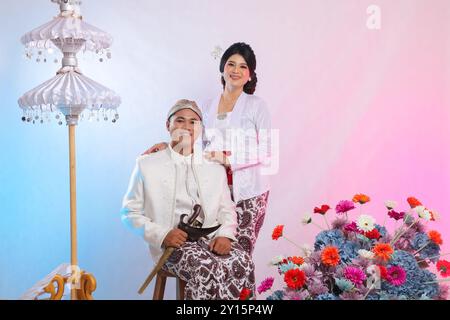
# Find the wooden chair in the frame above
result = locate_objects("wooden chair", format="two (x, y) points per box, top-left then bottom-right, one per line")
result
(153, 270), (187, 300)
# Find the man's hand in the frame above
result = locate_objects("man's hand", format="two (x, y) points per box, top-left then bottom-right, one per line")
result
(204, 151), (231, 168)
(209, 237), (232, 255)
(142, 142), (168, 156)
(163, 228), (188, 248)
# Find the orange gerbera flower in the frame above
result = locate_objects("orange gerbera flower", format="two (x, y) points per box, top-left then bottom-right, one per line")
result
(428, 230), (443, 245)
(407, 197), (422, 208)
(272, 225), (284, 240)
(352, 194), (371, 204)
(373, 243), (394, 262)
(289, 256), (305, 265)
(321, 246), (340, 267)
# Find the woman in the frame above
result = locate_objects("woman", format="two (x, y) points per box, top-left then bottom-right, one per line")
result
(144, 42), (272, 256)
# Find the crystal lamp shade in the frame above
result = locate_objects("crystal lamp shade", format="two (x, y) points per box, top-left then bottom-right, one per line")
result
(21, 15), (113, 52)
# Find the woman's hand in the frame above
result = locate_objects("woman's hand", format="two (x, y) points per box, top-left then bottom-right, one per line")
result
(209, 237), (232, 255)
(204, 151), (231, 168)
(141, 142), (168, 155)
(163, 228), (188, 248)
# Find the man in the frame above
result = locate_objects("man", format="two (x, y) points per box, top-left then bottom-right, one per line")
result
(121, 99), (255, 299)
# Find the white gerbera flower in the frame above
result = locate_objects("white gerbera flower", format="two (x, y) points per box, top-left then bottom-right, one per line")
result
(357, 214), (376, 232)
(420, 210), (431, 221)
(301, 214), (312, 225)
(268, 255), (285, 266)
(358, 249), (375, 259)
(414, 206), (431, 220)
(384, 200), (397, 210)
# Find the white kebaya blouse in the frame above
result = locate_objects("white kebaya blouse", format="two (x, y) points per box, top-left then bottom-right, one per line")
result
(200, 92), (273, 203)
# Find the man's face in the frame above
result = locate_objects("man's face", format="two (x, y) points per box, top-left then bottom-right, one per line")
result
(167, 108), (202, 149)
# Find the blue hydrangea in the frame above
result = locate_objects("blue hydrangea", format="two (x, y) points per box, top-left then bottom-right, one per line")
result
(314, 229), (345, 250)
(412, 233), (429, 249)
(419, 243), (440, 263)
(315, 293), (338, 300)
(339, 240), (361, 264)
(266, 290), (285, 300)
(380, 250), (439, 299)
(411, 233), (440, 262)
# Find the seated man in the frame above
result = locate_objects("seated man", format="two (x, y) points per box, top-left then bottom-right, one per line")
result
(120, 99), (255, 300)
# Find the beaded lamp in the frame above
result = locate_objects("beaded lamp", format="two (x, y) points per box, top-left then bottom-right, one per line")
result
(18, 0), (121, 300)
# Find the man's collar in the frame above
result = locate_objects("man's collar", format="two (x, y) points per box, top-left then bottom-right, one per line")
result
(168, 143), (193, 163)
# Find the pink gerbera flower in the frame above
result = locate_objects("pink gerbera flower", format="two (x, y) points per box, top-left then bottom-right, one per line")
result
(437, 260), (450, 277)
(386, 266), (407, 286)
(343, 266), (366, 285)
(344, 221), (358, 232)
(257, 277), (275, 294)
(336, 200), (356, 215)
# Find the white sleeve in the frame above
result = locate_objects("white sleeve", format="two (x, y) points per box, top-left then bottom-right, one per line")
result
(120, 158), (171, 249)
(229, 99), (272, 172)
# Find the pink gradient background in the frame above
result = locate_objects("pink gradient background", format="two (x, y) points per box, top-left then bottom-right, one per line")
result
(255, 0), (450, 297)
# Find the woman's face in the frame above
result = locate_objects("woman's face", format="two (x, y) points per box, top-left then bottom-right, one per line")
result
(223, 54), (251, 90)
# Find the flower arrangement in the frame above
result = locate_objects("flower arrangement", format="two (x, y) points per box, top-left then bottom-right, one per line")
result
(249, 195), (449, 300)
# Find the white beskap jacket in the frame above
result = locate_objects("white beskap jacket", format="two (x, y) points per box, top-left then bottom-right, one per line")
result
(120, 148), (238, 262)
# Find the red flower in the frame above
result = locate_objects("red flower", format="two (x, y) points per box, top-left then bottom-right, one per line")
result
(428, 230), (443, 245)
(272, 225), (284, 240)
(284, 269), (306, 290)
(407, 197), (422, 208)
(365, 228), (381, 240)
(377, 265), (388, 279)
(437, 260), (450, 278)
(239, 288), (252, 300)
(314, 204), (330, 215)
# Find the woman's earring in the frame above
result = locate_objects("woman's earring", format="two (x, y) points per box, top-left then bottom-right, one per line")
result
(249, 78), (252, 82)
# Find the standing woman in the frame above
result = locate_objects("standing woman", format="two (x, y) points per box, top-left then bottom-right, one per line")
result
(145, 42), (272, 256)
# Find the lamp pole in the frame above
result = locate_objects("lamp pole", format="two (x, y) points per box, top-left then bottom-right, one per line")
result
(68, 122), (78, 300)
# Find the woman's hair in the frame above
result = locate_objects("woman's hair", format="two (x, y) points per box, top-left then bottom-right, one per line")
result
(220, 42), (257, 95)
